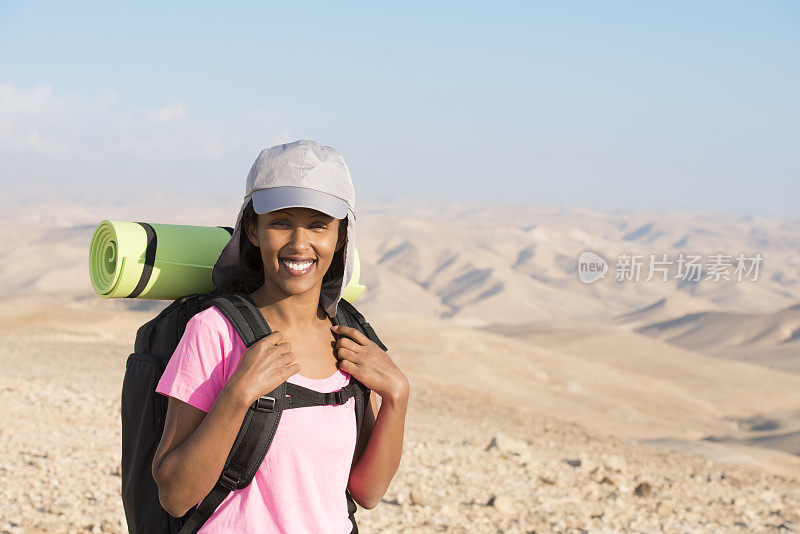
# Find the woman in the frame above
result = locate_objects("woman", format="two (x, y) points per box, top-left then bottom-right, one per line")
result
(152, 139), (410, 533)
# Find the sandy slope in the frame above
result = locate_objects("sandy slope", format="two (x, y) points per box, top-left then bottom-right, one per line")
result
(2, 194), (800, 532)
(476, 316), (800, 479)
(632, 304), (800, 374)
(1, 293), (799, 533)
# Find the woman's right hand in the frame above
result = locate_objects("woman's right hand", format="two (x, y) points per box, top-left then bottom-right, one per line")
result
(226, 331), (301, 407)
(155, 329), (299, 517)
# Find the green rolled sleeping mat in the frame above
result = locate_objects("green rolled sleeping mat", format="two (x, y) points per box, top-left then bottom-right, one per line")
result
(89, 220), (366, 302)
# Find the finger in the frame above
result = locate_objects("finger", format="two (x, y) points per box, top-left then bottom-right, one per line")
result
(274, 341), (292, 354)
(265, 330), (283, 344)
(335, 337), (361, 353)
(332, 325), (369, 346)
(279, 351), (296, 364)
(283, 362), (301, 378)
(336, 347), (362, 364)
(337, 359), (358, 375)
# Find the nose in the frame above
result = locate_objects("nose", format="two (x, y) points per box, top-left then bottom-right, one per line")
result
(285, 226), (314, 252)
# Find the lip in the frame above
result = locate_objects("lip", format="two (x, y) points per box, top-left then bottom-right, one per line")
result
(279, 256), (316, 262)
(279, 258), (316, 277)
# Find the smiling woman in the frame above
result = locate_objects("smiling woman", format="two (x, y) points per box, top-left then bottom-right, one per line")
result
(150, 139), (410, 534)
(251, 208), (346, 285)
(216, 201), (348, 297)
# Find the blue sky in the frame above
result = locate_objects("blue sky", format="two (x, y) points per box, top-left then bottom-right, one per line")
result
(1, 1), (798, 217)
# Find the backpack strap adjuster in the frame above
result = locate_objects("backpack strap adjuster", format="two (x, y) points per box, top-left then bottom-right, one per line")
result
(322, 388), (346, 406)
(253, 395), (276, 412)
(219, 466), (242, 491)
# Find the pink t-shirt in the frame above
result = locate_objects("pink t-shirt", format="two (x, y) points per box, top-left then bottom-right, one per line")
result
(155, 306), (357, 534)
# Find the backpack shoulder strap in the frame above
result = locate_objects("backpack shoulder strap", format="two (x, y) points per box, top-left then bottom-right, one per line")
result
(180, 292), (284, 534)
(345, 375), (369, 532)
(336, 298), (388, 352)
(335, 299), (386, 532)
(200, 292), (270, 348)
(334, 300), (380, 437)
(180, 381), (287, 533)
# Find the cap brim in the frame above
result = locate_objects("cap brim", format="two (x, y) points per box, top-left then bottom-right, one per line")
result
(252, 186), (348, 219)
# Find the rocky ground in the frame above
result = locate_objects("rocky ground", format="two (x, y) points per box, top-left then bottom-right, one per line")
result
(1, 329), (799, 534)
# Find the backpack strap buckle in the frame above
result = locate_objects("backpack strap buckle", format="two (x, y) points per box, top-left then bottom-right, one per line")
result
(253, 395), (276, 412)
(323, 388), (346, 406)
(219, 465), (242, 491)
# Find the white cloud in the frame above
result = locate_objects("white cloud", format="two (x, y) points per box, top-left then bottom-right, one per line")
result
(0, 82), (220, 161)
(0, 82), (300, 191)
(143, 101), (187, 122)
(0, 82), (87, 155)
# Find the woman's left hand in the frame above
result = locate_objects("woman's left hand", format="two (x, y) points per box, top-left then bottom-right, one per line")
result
(332, 325), (409, 401)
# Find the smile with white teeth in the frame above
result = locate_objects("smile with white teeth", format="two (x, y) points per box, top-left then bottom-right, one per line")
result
(280, 258), (316, 273)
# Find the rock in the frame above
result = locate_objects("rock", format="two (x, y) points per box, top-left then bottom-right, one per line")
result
(439, 502), (458, 516)
(580, 459), (599, 473)
(603, 454), (626, 473)
(410, 487), (438, 506)
(486, 494), (515, 515)
(485, 433), (529, 456)
(100, 518), (118, 532)
(634, 481), (652, 497)
(656, 502), (674, 515)
(34, 518), (61, 531)
(727, 475), (744, 487)
(381, 496), (401, 506)
(682, 508), (702, 520)
(563, 458), (581, 468)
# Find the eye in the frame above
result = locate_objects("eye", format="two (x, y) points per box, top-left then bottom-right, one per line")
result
(311, 223), (328, 229)
(271, 219), (290, 227)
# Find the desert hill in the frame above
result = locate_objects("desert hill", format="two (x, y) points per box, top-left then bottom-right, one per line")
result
(1, 189), (799, 532)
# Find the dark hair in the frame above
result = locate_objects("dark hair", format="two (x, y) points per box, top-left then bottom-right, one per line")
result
(218, 199), (347, 295)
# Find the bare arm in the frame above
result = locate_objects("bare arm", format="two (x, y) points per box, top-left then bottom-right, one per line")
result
(347, 378), (410, 509)
(151, 382), (251, 517)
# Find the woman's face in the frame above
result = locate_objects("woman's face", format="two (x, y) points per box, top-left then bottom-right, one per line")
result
(245, 206), (346, 298)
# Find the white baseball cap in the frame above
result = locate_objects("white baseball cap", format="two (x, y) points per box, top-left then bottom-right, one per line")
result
(212, 139), (357, 318)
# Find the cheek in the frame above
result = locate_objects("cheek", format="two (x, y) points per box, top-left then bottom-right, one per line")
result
(259, 231), (285, 256)
(260, 245), (283, 269)
(317, 237), (341, 265)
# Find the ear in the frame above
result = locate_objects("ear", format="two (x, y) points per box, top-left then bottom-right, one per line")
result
(335, 219), (347, 252)
(245, 215), (260, 248)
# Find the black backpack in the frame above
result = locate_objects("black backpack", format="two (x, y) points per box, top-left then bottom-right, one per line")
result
(120, 290), (388, 534)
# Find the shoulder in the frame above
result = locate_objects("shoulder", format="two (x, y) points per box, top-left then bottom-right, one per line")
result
(192, 305), (231, 331)
(159, 306), (237, 411)
(183, 306), (239, 350)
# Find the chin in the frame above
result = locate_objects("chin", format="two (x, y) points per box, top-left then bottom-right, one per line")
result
(275, 278), (320, 295)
